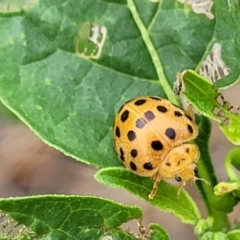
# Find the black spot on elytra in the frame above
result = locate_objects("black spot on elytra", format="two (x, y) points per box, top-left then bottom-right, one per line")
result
(157, 105), (167, 113)
(143, 162), (153, 170)
(135, 118), (146, 129)
(187, 124), (193, 134)
(134, 99), (146, 106)
(151, 140), (163, 150)
(127, 130), (136, 141)
(177, 161), (181, 165)
(186, 115), (192, 121)
(150, 96), (162, 101)
(165, 162), (171, 166)
(165, 128), (176, 140)
(130, 161), (137, 171)
(185, 147), (190, 153)
(174, 111), (183, 117)
(175, 176), (182, 182)
(144, 111), (155, 121)
(119, 148), (125, 161)
(130, 149), (138, 158)
(115, 126), (120, 138)
(121, 110), (129, 122)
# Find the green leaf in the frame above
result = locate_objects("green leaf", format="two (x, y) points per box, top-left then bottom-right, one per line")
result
(226, 148), (240, 172)
(194, 116), (234, 230)
(227, 230), (240, 240)
(200, 232), (227, 240)
(194, 217), (214, 236)
(0, 195), (142, 240)
(95, 167), (201, 225)
(141, 0), (215, 82)
(0, 1), (240, 236)
(0, 0), (239, 168)
(211, 1), (240, 89)
(150, 223), (170, 240)
(0, 3), (166, 168)
(0, 1), (36, 13)
(220, 114), (240, 145)
(214, 147), (240, 198)
(175, 69), (240, 145)
(174, 70), (221, 122)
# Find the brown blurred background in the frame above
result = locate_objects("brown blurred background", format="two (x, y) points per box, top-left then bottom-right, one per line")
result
(0, 82), (239, 240)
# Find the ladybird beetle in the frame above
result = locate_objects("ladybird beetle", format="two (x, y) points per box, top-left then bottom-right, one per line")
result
(113, 96), (208, 199)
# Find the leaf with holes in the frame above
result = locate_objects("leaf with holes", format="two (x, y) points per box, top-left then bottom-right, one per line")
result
(0, 0), (239, 168)
(174, 69), (222, 122)
(0, 195), (142, 240)
(174, 69), (240, 145)
(1, 0), (238, 235)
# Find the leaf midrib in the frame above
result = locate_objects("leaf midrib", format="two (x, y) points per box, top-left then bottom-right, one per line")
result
(127, 0), (178, 105)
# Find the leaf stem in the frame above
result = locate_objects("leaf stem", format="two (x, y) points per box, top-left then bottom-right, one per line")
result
(127, 0), (178, 104)
(196, 117), (231, 231)
(196, 155), (231, 231)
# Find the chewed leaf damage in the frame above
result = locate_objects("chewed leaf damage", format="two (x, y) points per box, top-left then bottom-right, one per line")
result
(0, 210), (36, 238)
(178, 0), (214, 19)
(76, 22), (107, 59)
(198, 43), (230, 82)
(0, 0), (36, 13)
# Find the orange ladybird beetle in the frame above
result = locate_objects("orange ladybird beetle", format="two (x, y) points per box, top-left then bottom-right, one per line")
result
(113, 96), (208, 199)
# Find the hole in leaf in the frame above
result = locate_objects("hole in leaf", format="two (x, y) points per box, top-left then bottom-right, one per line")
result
(0, 210), (36, 238)
(0, 0), (36, 13)
(198, 43), (230, 83)
(178, 0), (214, 19)
(76, 22), (107, 59)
